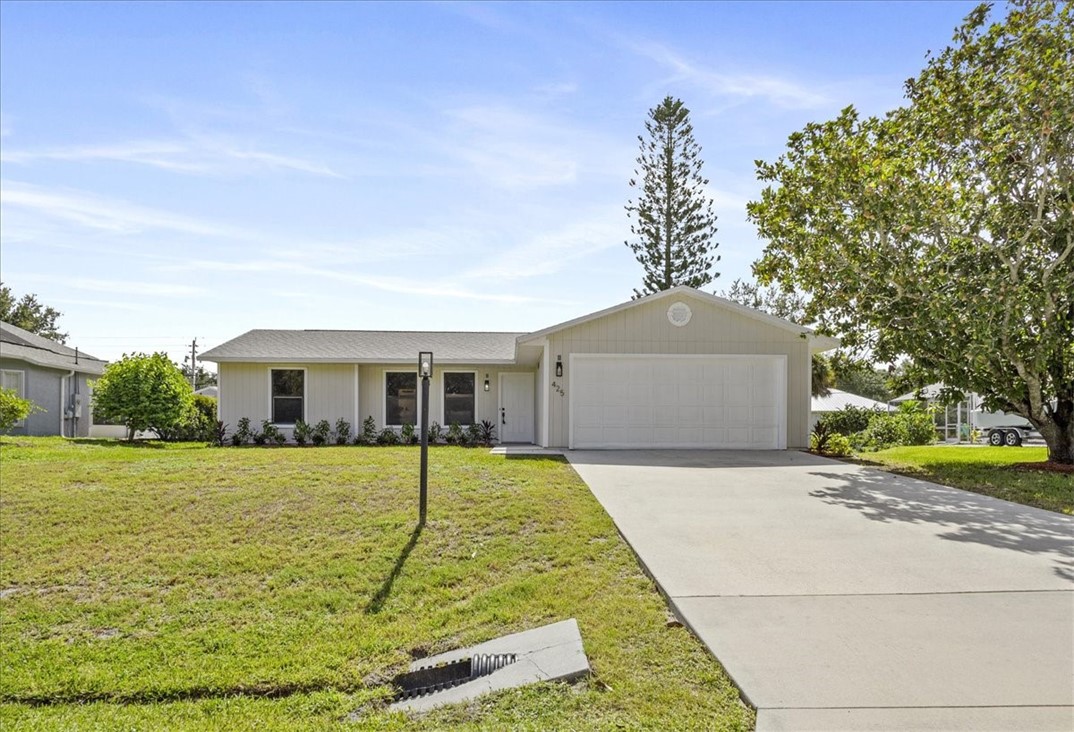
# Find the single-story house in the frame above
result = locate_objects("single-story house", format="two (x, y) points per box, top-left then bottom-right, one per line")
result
(195, 385), (219, 399)
(200, 286), (838, 450)
(0, 320), (107, 437)
(810, 388), (891, 429)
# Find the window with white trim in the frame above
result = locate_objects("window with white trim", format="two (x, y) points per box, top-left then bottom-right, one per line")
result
(385, 372), (417, 426)
(443, 372), (475, 425)
(1, 370), (27, 427)
(271, 369), (304, 424)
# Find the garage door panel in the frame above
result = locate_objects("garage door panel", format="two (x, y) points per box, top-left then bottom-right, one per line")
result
(571, 355), (786, 450)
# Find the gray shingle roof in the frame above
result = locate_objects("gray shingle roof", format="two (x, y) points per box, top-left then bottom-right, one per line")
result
(0, 321), (107, 375)
(200, 330), (524, 364)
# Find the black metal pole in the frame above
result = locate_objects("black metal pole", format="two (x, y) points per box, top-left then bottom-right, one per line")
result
(419, 373), (429, 524)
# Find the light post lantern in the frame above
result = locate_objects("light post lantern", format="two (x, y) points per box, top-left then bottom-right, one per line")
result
(418, 351), (433, 524)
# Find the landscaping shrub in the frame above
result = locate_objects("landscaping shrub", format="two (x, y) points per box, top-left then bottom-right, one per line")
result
(261, 420), (286, 445)
(0, 387), (40, 433)
(479, 419), (497, 446)
(211, 420), (227, 447)
(446, 422), (463, 445)
(311, 419), (331, 446)
(360, 416), (378, 445)
(293, 419), (312, 446)
(428, 421), (443, 444)
(400, 423), (417, 445)
(334, 418), (351, 445)
(898, 402), (936, 445)
(231, 417), (253, 446)
(466, 423), (481, 445)
(156, 394), (218, 442)
(812, 431), (852, 456)
(377, 427), (399, 445)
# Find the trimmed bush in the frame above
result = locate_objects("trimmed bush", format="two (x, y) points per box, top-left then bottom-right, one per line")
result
(311, 419), (332, 446)
(377, 427), (399, 445)
(334, 418), (351, 445)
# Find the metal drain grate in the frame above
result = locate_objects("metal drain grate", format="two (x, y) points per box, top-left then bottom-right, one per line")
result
(392, 653), (517, 701)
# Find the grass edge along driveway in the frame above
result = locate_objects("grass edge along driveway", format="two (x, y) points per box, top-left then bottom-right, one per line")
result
(856, 445), (1072, 515)
(0, 438), (753, 730)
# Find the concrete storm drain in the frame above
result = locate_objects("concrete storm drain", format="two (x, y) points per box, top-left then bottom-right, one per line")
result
(387, 618), (590, 712)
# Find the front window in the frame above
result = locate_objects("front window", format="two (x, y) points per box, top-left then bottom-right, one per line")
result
(271, 369), (304, 424)
(386, 372), (417, 425)
(443, 372), (475, 425)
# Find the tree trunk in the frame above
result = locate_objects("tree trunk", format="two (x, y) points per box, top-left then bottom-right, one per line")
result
(1023, 398), (1074, 465)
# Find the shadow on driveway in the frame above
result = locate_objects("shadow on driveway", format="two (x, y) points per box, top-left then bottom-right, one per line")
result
(808, 468), (1074, 581)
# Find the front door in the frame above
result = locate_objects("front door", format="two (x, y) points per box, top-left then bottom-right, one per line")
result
(499, 372), (535, 443)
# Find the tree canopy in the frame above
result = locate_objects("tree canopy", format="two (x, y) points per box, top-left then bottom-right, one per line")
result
(747, 1), (1074, 462)
(0, 283), (67, 343)
(92, 353), (195, 441)
(625, 96), (719, 297)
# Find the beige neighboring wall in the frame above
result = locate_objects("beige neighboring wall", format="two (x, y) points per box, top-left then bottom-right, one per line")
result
(540, 292), (813, 448)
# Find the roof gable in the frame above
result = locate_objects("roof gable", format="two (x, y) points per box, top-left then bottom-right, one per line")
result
(518, 286), (838, 351)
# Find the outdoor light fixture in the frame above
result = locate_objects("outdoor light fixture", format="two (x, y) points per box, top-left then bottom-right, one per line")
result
(483, 374), (490, 392)
(419, 351), (433, 378)
(555, 355), (563, 378)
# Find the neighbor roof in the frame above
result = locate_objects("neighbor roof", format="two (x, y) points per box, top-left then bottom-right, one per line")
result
(0, 321), (107, 375)
(811, 388), (891, 413)
(199, 330), (525, 364)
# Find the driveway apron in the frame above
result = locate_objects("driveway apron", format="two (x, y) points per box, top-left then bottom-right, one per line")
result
(566, 450), (1074, 731)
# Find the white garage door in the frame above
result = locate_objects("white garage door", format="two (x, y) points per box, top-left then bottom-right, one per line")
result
(569, 354), (786, 449)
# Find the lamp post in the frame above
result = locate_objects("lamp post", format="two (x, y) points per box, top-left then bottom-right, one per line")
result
(418, 351), (433, 524)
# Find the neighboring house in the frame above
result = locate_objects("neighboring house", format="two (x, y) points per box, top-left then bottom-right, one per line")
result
(0, 320), (107, 437)
(809, 388), (891, 429)
(892, 382), (1032, 441)
(195, 385), (219, 398)
(200, 286), (838, 450)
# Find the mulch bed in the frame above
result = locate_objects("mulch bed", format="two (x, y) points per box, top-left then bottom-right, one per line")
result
(1010, 461), (1074, 475)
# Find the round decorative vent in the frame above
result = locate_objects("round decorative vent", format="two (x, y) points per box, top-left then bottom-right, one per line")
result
(667, 301), (692, 327)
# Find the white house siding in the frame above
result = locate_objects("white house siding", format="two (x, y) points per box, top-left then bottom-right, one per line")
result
(219, 362), (357, 436)
(541, 294), (812, 449)
(356, 364), (537, 431)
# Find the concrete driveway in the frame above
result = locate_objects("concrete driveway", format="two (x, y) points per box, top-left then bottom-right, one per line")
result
(566, 450), (1074, 731)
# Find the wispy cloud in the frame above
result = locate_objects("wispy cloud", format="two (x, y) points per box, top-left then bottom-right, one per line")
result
(15, 274), (205, 297)
(0, 134), (342, 178)
(631, 41), (831, 110)
(0, 180), (247, 237)
(441, 104), (581, 187)
(461, 206), (625, 281)
(158, 258), (540, 303)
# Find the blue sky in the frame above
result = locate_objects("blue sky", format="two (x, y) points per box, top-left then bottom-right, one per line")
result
(0, 1), (978, 366)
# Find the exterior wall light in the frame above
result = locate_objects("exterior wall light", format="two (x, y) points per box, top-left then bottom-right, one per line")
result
(483, 374), (490, 392)
(555, 355), (563, 378)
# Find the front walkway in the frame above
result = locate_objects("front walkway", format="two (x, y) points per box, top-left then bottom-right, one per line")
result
(566, 449), (1074, 731)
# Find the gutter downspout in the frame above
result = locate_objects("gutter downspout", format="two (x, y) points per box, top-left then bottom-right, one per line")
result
(60, 369), (74, 437)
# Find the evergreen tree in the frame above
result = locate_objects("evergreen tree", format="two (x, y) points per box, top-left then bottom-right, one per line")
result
(0, 282), (67, 343)
(625, 96), (719, 298)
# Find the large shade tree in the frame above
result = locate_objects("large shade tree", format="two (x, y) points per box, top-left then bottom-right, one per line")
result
(747, 1), (1074, 462)
(625, 96), (720, 297)
(92, 353), (195, 441)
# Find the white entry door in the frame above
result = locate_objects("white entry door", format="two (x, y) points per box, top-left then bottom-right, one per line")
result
(499, 372), (535, 443)
(569, 354), (787, 449)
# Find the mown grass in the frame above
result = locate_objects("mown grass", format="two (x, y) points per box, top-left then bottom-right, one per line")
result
(859, 445), (1072, 515)
(0, 438), (752, 730)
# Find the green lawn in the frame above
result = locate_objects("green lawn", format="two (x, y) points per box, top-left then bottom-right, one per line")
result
(858, 445), (1072, 515)
(0, 438), (752, 731)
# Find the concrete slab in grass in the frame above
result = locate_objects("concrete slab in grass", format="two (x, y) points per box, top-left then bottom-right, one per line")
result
(390, 618), (589, 713)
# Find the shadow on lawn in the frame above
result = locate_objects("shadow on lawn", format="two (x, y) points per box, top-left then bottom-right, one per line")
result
(809, 468), (1074, 582)
(365, 522), (424, 614)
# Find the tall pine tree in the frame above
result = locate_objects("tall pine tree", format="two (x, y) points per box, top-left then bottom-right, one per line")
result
(625, 96), (719, 298)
